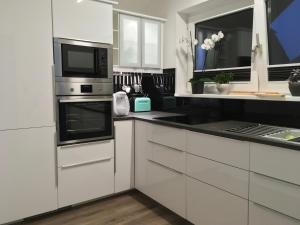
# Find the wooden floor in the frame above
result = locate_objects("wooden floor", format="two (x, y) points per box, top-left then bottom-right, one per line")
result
(20, 191), (192, 225)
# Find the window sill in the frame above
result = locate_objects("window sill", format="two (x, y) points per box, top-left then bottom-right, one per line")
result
(175, 93), (300, 102)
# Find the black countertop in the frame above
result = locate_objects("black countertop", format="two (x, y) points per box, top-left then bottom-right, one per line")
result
(114, 111), (300, 151)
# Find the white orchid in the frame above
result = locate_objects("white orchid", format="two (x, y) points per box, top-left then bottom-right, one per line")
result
(211, 34), (220, 42)
(193, 39), (199, 46)
(218, 31), (224, 39)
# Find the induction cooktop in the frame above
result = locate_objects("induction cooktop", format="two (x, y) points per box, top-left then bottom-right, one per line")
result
(155, 115), (224, 125)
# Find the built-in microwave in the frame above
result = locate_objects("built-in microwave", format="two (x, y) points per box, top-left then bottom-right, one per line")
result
(54, 38), (113, 82)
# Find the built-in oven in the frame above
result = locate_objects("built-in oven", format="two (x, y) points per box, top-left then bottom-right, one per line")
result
(56, 81), (114, 146)
(54, 38), (113, 83)
(57, 96), (113, 146)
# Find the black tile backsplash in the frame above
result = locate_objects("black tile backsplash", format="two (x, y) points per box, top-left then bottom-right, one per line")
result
(169, 97), (300, 129)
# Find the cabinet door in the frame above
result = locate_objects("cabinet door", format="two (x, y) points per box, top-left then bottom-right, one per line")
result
(142, 19), (162, 68)
(134, 121), (149, 193)
(114, 121), (134, 193)
(52, 0), (113, 43)
(147, 160), (186, 218)
(187, 177), (248, 225)
(0, 0), (54, 130)
(119, 14), (142, 67)
(58, 140), (114, 208)
(249, 202), (300, 225)
(0, 127), (57, 224)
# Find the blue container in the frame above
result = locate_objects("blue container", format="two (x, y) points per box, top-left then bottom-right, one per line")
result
(134, 97), (151, 112)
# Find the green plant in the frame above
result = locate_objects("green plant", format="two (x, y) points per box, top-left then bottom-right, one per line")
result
(189, 77), (212, 85)
(214, 73), (234, 84)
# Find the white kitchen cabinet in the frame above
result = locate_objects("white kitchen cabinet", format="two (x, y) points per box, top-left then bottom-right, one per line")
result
(119, 13), (162, 68)
(114, 121), (134, 193)
(0, 0), (55, 130)
(0, 127), (57, 225)
(147, 160), (186, 218)
(134, 121), (150, 193)
(186, 153), (249, 199)
(187, 131), (250, 170)
(148, 124), (186, 151)
(58, 140), (114, 208)
(52, 0), (113, 44)
(187, 177), (248, 225)
(119, 14), (142, 67)
(249, 172), (300, 221)
(249, 202), (300, 225)
(250, 143), (300, 185)
(142, 19), (162, 68)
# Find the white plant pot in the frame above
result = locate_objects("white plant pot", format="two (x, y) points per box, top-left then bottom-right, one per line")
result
(216, 83), (231, 94)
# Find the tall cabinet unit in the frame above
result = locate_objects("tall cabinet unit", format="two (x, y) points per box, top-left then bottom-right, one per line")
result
(52, 0), (113, 44)
(0, 0), (57, 224)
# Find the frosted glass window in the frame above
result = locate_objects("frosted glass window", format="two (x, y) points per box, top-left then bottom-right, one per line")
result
(120, 15), (141, 67)
(143, 20), (161, 68)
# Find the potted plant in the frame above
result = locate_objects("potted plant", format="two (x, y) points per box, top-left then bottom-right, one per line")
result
(189, 77), (212, 94)
(214, 72), (234, 94)
(289, 69), (300, 96)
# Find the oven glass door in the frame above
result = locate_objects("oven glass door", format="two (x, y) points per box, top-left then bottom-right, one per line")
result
(58, 97), (113, 145)
(61, 44), (108, 79)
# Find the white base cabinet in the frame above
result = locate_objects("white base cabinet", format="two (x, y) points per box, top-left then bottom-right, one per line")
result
(187, 177), (248, 225)
(58, 140), (114, 208)
(147, 160), (185, 217)
(0, 127), (57, 225)
(249, 203), (300, 225)
(114, 121), (134, 193)
(52, 0), (113, 44)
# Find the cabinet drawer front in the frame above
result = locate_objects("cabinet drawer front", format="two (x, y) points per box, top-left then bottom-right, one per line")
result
(148, 124), (186, 151)
(187, 177), (248, 225)
(187, 132), (249, 170)
(148, 142), (185, 173)
(147, 160), (185, 218)
(58, 158), (114, 207)
(250, 143), (300, 185)
(249, 202), (300, 225)
(250, 172), (300, 220)
(58, 140), (114, 167)
(186, 153), (249, 199)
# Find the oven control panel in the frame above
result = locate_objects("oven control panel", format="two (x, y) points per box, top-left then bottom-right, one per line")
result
(56, 82), (113, 96)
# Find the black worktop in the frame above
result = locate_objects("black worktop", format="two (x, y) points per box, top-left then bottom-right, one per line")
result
(114, 111), (300, 151)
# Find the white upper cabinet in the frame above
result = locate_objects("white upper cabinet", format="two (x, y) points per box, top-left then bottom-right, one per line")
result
(119, 14), (142, 67)
(142, 19), (161, 68)
(52, 0), (113, 44)
(0, 0), (55, 130)
(119, 13), (163, 69)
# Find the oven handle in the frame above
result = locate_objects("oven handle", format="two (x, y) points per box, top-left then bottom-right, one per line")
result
(59, 98), (113, 103)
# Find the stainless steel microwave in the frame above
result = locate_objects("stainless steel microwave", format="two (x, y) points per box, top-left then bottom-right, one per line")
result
(54, 38), (113, 83)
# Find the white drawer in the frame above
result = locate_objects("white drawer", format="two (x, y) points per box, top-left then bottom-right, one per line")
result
(148, 124), (186, 151)
(249, 202), (300, 225)
(250, 143), (300, 185)
(186, 153), (249, 199)
(147, 160), (185, 218)
(58, 140), (114, 167)
(58, 155), (114, 208)
(187, 131), (249, 170)
(250, 172), (300, 221)
(187, 177), (248, 225)
(148, 142), (185, 173)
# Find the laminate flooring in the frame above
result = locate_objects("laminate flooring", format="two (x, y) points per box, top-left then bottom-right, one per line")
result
(20, 191), (192, 225)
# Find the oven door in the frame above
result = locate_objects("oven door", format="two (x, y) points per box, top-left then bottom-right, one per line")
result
(57, 96), (113, 146)
(54, 38), (113, 81)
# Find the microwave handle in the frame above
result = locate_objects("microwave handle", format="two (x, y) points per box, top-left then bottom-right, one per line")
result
(59, 98), (112, 103)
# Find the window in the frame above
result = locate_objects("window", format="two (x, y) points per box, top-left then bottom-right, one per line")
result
(119, 14), (162, 69)
(267, 0), (300, 65)
(195, 9), (254, 71)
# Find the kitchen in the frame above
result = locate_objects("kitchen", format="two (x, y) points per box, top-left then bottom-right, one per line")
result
(1, 0), (300, 225)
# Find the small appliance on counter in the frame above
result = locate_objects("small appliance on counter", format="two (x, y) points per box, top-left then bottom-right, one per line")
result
(113, 91), (130, 116)
(130, 97), (151, 112)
